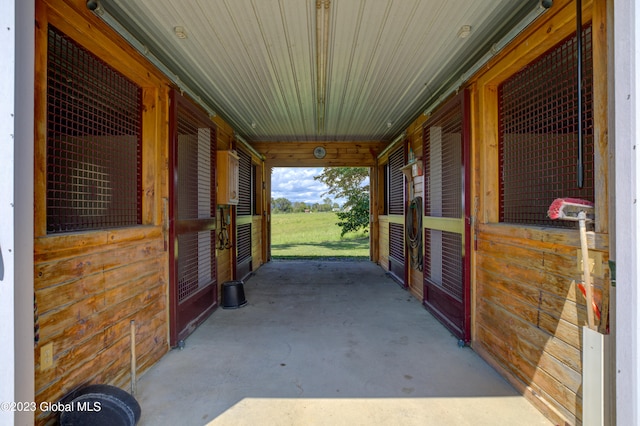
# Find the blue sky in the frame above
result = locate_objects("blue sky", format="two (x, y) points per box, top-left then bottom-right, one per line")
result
(270, 167), (337, 205)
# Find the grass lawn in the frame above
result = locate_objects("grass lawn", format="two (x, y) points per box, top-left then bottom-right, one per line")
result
(271, 212), (369, 259)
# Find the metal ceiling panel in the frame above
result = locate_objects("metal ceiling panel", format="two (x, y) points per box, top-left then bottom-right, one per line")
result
(100, 0), (541, 143)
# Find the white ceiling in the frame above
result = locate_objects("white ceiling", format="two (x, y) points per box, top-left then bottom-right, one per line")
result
(99, 0), (543, 143)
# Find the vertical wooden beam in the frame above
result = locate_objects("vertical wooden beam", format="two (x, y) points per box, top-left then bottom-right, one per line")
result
(592, 0), (608, 235)
(34, 2), (49, 237)
(478, 84), (500, 224)
(370, 164), (379, 262)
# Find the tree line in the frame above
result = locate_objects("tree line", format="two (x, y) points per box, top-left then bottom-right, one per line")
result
(271, 197), (339, 213)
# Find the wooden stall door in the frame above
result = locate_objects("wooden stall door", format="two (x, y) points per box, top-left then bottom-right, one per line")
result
(422, 90), (471, 343)
(169, 90), (218, 346)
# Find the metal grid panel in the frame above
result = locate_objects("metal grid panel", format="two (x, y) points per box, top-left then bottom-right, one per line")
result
(388, 147), (405, 216)
(177, 230), (216, 302)
(237, 149), (252, 217)
(389, 222), (404, 263)
(499, 26), (594, 227)
(424, 229), (463, 302)
(237, 223), (252, 263)
(423, 102), (463, 218)
(46, 26), (142, 234)
(176, 106), (216, 220)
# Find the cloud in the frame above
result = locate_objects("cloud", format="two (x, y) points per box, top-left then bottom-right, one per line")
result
(271, 167), (341, 205)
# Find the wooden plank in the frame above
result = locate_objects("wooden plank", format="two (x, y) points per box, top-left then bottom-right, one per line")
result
(477, 264), (586, 341)
(478, 223), (609, 252)
(35, 272), (105, 316)
(42, 0), (167, 87)
(423, 217), (463, 234)
(34, 1), (50, 237)
(35, 238), (164, 290)
(103, 303), (166, 349)
(36, 332), (132, 422)
(142, 86), (160, 226)
(384, 214), (404, 225)
(252, 216), (263, 267)
(477, 282), (582, 372)
(477, 84), (500, 223)
(37, 278), (165, 351)
(477, 235), (608, 293)
(475, 314), (582, 418)
(253, 141), (385, 167)
(34, 226), (163, 262)
(475, 326), (580, 425)
(473, 341), (573, 426)
(592, 0), (609, 235)
(473, 0), (593, 87)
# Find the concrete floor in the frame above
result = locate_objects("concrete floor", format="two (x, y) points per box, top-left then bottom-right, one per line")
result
(135, 260), (552, 426)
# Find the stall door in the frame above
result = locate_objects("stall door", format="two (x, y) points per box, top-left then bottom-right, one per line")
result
(169, 90), (218, 346)
(422, 90), (471, 343)
(236, 149), (253, 281)
(388, 146), (406, 286)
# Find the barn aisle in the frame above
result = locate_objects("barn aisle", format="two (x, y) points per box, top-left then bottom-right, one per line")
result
(135, 260), (551, 426)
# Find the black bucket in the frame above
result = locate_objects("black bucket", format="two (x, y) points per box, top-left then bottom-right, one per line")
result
(222, 280), (247, 309)
(59, 384), (141, 426)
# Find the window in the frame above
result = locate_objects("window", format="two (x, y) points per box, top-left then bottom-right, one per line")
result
(498, 25), (594, 228)
(46, 26), (142, 234)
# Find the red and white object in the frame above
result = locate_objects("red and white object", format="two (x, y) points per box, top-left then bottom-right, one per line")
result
(548, 197), (597, 330)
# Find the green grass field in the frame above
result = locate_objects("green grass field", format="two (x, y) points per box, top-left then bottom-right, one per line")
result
(270, 212), (369, 259)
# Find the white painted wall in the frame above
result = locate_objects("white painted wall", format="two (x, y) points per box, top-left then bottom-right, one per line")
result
(0, 0), (17, 422)
(614, 0), (640, 424)
(0, 1), (34, 425)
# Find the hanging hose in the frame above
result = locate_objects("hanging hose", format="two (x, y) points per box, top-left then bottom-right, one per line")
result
(406, 196), (423, 271)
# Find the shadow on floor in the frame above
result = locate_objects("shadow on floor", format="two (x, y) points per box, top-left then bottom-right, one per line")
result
(136, 260), (551, 426)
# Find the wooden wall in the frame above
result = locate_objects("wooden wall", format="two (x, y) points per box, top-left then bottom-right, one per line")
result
(34, 1), (171, 424)
(252, 141), (385, 167)
(468, 0), (610, 424)
(373, 123), (426, 300)
(215, 119), (267, 285)
(377, 217), (390, 272)
(213, 116), (235, 288)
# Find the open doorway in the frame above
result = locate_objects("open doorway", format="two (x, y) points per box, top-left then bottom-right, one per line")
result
(269, 167), (370, 259)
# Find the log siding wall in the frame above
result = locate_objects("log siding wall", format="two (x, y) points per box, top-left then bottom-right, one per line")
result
(467, 0), (610, 424)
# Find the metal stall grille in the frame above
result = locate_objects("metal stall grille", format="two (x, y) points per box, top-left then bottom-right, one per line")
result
(424, 230), (463, 302)
(176, 106), (216, 303)
(422, 90), (469, 341)
(237, 223), (252, 280)
(388, 147), (405, 216)
(46, 26), (142, 234)
(389, 222), (405, 280)
(387, 146), (406, 285)
(237, 149), (253, 217)
(499, 25), (594, 228)
(236, 149), (253, 280)
(424, 106), (462, 219)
